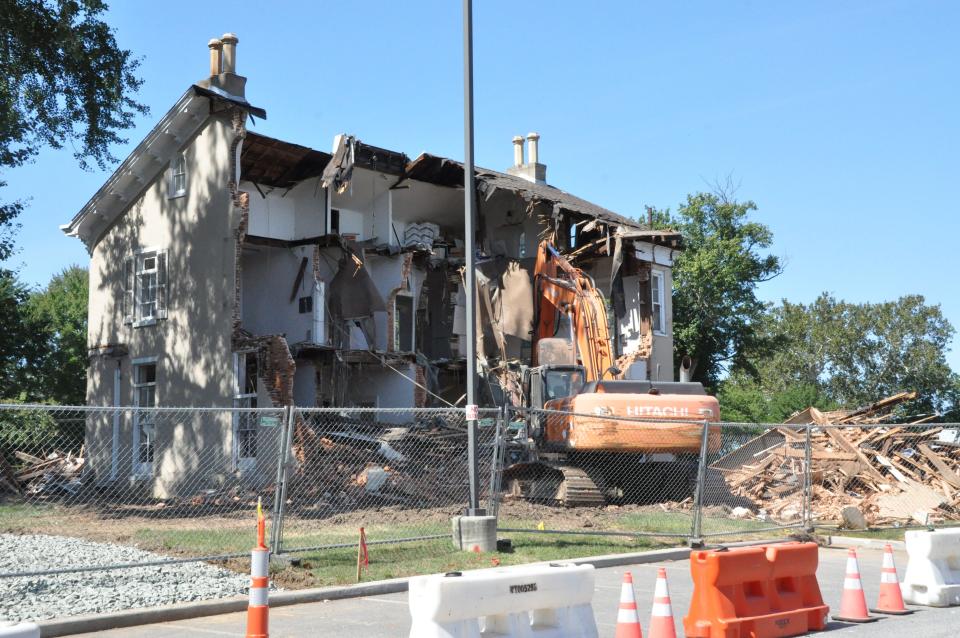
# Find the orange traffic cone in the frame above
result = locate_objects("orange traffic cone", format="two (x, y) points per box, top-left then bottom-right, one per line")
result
(872, 544), (913, 615)
(833, 548), (878, 623)
(615, 571), (643, 638)
(647, 568), (677, 638)
(246, 498), (269, 638)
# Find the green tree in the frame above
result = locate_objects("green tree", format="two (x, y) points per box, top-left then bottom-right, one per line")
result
(650, 190), (781, 388)
(23, 266), (88, 403)
(717, 373), (835, 423)
(0, 0), (148, 254)
(727, 293), (957, 418)
(0, 269), (32, 399)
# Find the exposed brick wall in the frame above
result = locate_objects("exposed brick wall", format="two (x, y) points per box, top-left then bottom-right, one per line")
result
(414, 364), (427, 408)
(232, 332), (295, 407)
(229, 107), (250, 334)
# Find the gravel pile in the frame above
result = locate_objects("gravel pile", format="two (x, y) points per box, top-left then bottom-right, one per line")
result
(0, 534), (251, 622)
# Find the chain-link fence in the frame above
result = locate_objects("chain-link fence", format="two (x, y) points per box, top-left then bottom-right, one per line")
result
(0, 404), (286, 579)
(3, 402), (959, 585)
(490, 409), (805, 554)
(271, 407), (500, 584)
(491, 412), (960, 552)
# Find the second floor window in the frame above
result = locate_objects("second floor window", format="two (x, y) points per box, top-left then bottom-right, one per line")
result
(123, 250), (168, 326)
(169, 152), (187, 198)
(651, 270), (665, 335)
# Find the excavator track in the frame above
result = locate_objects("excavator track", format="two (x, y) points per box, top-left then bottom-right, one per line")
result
(503, 461), (606, 507)
(501, 454), (700, 507)
(554, 465), (607, 507)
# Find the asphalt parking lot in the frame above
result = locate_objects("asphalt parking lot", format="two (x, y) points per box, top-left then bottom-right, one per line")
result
(73, 544), (960, 637)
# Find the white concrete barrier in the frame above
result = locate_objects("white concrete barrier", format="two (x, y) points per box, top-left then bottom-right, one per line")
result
(0, 623), (40, 638)
(408, 562), (598, 637)
(901, 528), (960, 606)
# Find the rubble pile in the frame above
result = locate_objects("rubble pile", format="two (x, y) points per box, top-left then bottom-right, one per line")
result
(290, 415), (479, 510)
(0, 450), (85, 495)
(714, 392), (960, 527)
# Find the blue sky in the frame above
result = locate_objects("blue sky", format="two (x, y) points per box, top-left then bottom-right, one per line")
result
(3, 0), (958, 370)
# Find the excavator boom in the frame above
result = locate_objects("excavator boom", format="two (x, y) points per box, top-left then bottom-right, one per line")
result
(532, 242), (615, 381)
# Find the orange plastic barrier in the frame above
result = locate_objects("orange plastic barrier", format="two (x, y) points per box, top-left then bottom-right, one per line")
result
(683, 542), (829, 638)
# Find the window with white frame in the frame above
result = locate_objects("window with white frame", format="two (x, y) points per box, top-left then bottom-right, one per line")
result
(132, 360), (157, 477)
(651, 270), (666, 335)
(169, 152), (187, 198)
(233, 352), (258, 470)
(123, 249), (167, 326)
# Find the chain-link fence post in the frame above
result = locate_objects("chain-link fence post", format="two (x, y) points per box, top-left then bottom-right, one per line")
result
(688, 419), (711, 547)
(803, 423), (814, 532)
(270, 405), (296, 553)
(486, 407), (503, 518)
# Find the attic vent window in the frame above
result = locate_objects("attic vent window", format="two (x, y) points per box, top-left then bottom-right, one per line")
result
(169, 152), (187, 198)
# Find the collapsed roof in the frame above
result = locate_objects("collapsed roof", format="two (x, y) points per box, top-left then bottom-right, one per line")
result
(63, 100), (681, 251)
(406, 153), (646, 232)
(321, 137), (682, 247)
(240, 132), (331, 189)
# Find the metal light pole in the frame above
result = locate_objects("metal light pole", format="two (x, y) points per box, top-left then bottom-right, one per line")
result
(463, 0), (482, 515)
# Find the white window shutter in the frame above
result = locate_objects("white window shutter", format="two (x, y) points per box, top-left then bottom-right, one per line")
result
(157, 250), (168, 319)
(123, 256), (134, 324)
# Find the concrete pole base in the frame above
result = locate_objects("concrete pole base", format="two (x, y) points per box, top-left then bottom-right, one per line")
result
(451, 515), (497, 552)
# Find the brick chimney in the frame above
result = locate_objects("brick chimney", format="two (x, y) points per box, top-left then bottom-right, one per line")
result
(197, 32), (246, 98)
(506, 132), (547, 184)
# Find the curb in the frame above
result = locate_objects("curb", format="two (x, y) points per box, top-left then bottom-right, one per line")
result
(825, 535), (906, 551)
(36, 537), (785, 637)
(0, 622), (40, 638)
(36, 577), (410, 638)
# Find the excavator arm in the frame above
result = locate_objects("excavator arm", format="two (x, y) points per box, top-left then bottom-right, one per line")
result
(532, 241), (616, 382)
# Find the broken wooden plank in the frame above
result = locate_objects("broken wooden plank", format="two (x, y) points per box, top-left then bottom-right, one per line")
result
(13, 457), (65, 479)
(836, 391), (919, 423)
(918, 443), (960, 489)
(825, 428), (889, 482)
(783, 447), (857, 461)
(14, 451), (44, 464)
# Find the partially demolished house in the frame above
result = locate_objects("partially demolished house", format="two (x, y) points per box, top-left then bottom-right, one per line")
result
(62, 35), (684, 486)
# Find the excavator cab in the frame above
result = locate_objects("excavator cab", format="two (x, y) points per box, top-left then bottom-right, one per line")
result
(524, 364), (586, 440)
(528, 365), (586, 408)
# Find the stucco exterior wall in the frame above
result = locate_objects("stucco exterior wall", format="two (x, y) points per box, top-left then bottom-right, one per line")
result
(84, 112), (248, 494)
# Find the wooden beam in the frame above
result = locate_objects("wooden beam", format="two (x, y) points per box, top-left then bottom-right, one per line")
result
(14, 451), (43, 464)
(825, 428), (888, 482)
(919, 443), (960, 489)
(244, 234), (340, 249)
(290, 257), (308, 303)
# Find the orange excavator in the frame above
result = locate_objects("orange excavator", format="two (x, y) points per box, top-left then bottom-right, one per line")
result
(501, 241), (720, 506)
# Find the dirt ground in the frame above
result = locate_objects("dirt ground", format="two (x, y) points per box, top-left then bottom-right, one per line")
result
(0, 497), (699, 551)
